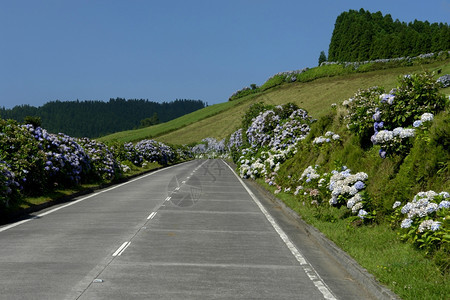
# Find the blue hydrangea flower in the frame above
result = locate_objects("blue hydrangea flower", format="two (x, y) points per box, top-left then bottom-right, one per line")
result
(374, 121), (384, 132)
(413, 120), (422, 128)
(358, 209), (368, 219)
(430, 221), (441, 231)
(438, 200), (450, 209)
(372, 111), (381, 122)
(400, 218), (413, 228)
(353, 181), (365, 190)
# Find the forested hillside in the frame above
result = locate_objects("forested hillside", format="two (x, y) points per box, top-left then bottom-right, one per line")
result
(328, 8), (450, 62)
(0, 98), (206, 138)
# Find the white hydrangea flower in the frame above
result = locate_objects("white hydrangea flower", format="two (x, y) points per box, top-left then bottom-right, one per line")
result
(418, 220), (441, 232)
(352, 202), (364, 214)
(373, 130), (393, 144)
(420, 113), (434, 123)
(439, 191), (449, 198)
(392, 201), (401, 209)
(332, 134), (340, 140)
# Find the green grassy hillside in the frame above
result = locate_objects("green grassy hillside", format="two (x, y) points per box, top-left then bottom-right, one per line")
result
(99, 59), (450, 145)
(97, 100), (239, 143)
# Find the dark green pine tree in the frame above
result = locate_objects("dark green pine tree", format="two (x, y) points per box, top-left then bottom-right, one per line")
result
(318, 51), (327, 65)
(327, 9), (450, 62)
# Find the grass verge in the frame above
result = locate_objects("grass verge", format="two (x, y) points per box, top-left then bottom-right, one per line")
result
(259, 180), (449, 300)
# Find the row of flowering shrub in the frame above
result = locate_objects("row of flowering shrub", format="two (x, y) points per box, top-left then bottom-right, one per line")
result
(191, 137), (226, 159)
(196, 71), (449, 256)
(222, 102), (379, 223)
(321, 50), (450, 69)
(0, 120), (181, 209)
(228, 69), (310, 101)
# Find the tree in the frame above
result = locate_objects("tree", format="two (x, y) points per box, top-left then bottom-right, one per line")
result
(24, 116), (42, 128)
(318, 51), (327, 65)
(328, 9), (449, 62)
(140, 112), (159, 128)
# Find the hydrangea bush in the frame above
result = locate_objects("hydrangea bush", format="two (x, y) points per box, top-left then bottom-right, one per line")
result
(343, 72), (448, 157)
(227, 129), (243, 151)
(26, 126), (93, 185)
(135, 139), (175, 165)
(235, 103), (313, 179)
(78, 138), (121, 181)
(436, 74), (450, 88)
(291, 164), (372, 219)
(312, 131), (341, 145)
(245, 103), (313, 150)
(110, 142), (144, 167)
(0, 161), (21, 207)
(342, 86), (384, 143)
(191, 137), (226, 158)
(393, 191), (449, 254)
(1, 121), (47, 196)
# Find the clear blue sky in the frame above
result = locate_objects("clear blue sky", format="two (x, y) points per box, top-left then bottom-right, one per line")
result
(1, 0), (449, 109)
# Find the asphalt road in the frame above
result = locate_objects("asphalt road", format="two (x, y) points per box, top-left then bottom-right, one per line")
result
(0, 159), (382, 299)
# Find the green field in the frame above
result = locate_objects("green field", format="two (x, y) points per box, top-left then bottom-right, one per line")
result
(99, 59), (450, 145)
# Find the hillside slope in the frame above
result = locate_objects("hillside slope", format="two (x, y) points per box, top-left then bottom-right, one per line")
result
(152, 60), (449, 145)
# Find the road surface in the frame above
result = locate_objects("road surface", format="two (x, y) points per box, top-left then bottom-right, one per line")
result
(0, 159), (381, 299)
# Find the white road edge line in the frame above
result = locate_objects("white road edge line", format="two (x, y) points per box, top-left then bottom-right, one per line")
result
(223, 160), (337, 300)
(147, 211), (157, 220)
(0, 164), (180, 233)
(112, 241), (131, 256)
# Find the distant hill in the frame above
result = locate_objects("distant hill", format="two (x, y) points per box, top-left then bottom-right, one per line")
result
(328, 8), (450, 62)
(0, 98), (206, 138)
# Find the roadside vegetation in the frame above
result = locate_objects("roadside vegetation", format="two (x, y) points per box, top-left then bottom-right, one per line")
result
(218, 72), (449, 299)
(183, 69), (449, 299)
